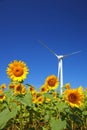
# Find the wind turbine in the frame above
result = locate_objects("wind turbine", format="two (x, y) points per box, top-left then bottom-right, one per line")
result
(38, 40), (81, 94)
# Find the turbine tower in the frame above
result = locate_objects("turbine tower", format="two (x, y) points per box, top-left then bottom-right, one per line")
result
(38, 40), (81, 94)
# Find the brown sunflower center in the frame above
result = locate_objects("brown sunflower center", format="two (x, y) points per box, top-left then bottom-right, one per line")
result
(13, 67), (23, 77)
(0, 95), (4, 99)
(41, 88), (46, 92)
(29, 87), (35, 92)
(48, 79), (56, 87)
(38, 97), (43, 102)
(9, 85), (15, 89)
(16, 85), (21, 91)
(68, 93), (77, 103)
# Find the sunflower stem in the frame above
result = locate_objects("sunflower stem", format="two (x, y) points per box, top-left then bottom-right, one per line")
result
(86, 117), (87, 127)
(71, 121), (74, 130)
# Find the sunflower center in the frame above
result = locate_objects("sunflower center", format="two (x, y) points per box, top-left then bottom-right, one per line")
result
(0, 95), (4, 99)
(13, 67), (23, 77)
(16, 85), (21, 91)
(38, 97), (43, 103)
(68, 93), (77, 103)
(48, 79), (56, 86)
(9, 85), (15, 89)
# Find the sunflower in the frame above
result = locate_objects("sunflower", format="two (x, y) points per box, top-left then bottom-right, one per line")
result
(45, 97), (51, 102)
(36, 96), (44, 104)
(32, 91), (37, 103)
(32, 91), (37, 97)
(45, 75), (59, 90)
(28, 86), (36, 94)
(32, 92), (44, 104)
(65, 83), (70, 89)
(0, 95), (5, 102)
(0, 89), (3, 95)
(14, 84), (22, 95)
(0, 89), (5, 101)
(21, 86), (26, 95)
(53, 92), (57, 99)
(40, 84), (48, 93)
(1, 83), (6, 90)
(14, 83), (26, 95)
(6, 60), (29, 82)
(64, 86), (84, 108)
(32, 96), (37, 103)
(8, 83), (15, 89)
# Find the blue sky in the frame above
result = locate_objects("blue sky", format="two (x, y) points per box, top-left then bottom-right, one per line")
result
(0, 0), (87, 90)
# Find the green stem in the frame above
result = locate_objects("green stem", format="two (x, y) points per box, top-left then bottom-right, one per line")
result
(19, 103), (24, 130)
(71, 121), (74, 130)
(86, 117), (87, 127)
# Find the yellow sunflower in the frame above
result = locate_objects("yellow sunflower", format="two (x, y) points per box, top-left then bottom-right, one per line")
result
(6, 60), (29, 82)
(0, 89), (5, 101)
(32, 91), (37, 97)
(45, 97), (51, 102)
(36, 96), (44, 104)
(0, 89), (3, 95)
(1, 83), (6, 90)
(14, 83), (26, 95)
(40, 84), (48, 93)
(0, 95), (5, 102)
(21, 86), (26, 95)
(45, 75), (59, 90)
(8, 83), (15, 89)
(14, 84), (22, 95)
(28, 86), (36, 94)
(53, 92), (57, 99)
(64, 86), (84, 108)
(32, 96), (37, 103)
(32, 91), (37, 103)
(65, 83), (70, 89)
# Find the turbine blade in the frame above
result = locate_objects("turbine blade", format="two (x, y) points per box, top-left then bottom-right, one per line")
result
(38, 40), (59, 58)
(63, 50), (82, 58)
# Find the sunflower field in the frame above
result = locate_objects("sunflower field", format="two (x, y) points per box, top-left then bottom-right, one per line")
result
(0, 60), (87, 130)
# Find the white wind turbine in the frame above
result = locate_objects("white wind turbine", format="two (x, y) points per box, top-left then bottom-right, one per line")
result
(38, 40), (81, 94)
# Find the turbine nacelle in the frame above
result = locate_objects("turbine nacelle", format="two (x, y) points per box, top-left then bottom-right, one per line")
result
(56, 55), (64, 60)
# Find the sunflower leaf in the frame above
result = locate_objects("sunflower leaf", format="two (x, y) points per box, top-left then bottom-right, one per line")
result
(50, 117), (66, 130)
(20, 93), (32, 106)
(0, 107), (17, 129)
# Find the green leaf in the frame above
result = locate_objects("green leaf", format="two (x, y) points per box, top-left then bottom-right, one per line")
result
(20, 93), (32, 106)
(57, 102), (67, 112)
(42, 127), (48, 130)
(50, 117), (66, 130)
(82, 111), (87, 116)
(44, 93), (53, 99)
(0, 108), (17, 129)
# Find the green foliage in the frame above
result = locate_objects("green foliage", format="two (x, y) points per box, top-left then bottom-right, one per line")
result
(50, 117), (66, 130)
(0, 65), (87, 130)
(0, 85), (87, 130)
(18, 92), (32, 106)
(0, 107), (17, 129)
(0, 86), (87, 130)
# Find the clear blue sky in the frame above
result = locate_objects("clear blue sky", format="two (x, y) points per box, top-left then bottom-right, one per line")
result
(0, 0), (87, 90)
